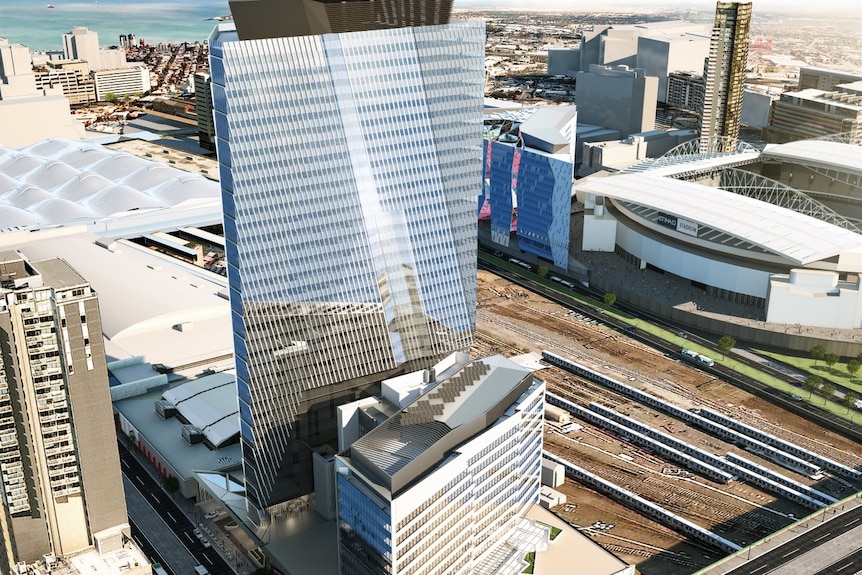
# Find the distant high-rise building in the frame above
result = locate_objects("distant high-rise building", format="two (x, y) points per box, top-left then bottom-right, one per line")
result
(666, 71), (704, 112)
(62, 27), (101, 70)
(193, 72), (214, 151)
(699, 1), (751, 153)
(335, 356), (544, 575)
(0, 251), (128, 569)
(210, 0), (484, 513)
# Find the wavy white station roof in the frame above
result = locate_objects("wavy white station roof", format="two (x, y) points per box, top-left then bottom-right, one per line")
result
(579, 173), (862, 265)
(0, 138), (220, 231)
(761, 140), (862, 178)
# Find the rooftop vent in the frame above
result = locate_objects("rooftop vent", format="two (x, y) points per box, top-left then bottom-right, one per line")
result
(182, 424), (204, 445)
(155, 400), (177, 419)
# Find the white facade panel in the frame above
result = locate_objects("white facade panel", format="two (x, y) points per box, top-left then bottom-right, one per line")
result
(767, 271), (862, 328)
(616, 225), (770, 298)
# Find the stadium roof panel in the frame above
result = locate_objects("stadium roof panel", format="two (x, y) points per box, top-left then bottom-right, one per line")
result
(578, 173), (862, 265)
(761, 140), (862, 179)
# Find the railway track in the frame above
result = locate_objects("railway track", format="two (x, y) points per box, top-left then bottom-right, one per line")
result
(478, 257), (862, 444)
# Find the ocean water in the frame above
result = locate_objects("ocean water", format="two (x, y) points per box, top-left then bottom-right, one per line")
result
(0, 0), (232, 51)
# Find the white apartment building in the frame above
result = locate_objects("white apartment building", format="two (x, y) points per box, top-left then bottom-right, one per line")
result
(335, 355), (544, 575)
(92, 65), (151, 100)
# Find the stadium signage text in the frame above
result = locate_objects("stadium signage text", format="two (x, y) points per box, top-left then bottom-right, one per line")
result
(657, 212), (699, 237)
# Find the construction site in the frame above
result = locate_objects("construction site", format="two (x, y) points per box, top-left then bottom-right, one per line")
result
(472, 269), (862, 575)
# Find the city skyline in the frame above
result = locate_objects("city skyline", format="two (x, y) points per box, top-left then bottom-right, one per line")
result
(1, 0), (860, 52)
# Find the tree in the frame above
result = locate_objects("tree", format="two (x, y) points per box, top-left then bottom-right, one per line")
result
(824, 353), (839, 369)
(844, 390), (859, 413)
(804, 374), (822, 399)
(603, 293), (616, 307)
(810, 345), (827, 365)
(162, 475), (180, 499)
(104, 92), (117, 102)
(537, 265), (549, 278)
(821, 381), (836, 401)
(847, 360), (860, 378)
(717, 336), (736, 359)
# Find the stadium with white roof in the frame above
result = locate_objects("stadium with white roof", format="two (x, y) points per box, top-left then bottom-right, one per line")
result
(578, 137), (862, 330)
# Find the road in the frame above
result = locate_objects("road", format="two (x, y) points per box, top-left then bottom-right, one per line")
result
(724, 506), (862, 575)
(119, 442), (235, 575)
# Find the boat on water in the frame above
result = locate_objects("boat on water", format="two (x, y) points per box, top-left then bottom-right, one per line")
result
(47, 4), (55, 7)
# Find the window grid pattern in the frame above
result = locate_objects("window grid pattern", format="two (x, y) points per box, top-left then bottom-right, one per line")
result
(213, 21), (483, 507)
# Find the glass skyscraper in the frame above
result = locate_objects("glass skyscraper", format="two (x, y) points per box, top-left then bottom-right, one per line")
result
(210, 9), (484, 510)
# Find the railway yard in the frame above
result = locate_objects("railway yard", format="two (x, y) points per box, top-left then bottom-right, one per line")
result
(471, 270), (862, 575)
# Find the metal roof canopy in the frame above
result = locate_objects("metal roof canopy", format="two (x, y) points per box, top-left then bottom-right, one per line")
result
(578, 173), (862, 265)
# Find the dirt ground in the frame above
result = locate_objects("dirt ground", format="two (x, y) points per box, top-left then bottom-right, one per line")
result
(472, 270), (862, 575)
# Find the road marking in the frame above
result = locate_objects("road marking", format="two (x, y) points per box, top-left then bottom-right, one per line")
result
(845, 518), (861, 527)
(184, 532), (194, 543)
(150, 493), (160, 504)
(121, 459), (130, 469)
(781, 548), (800, 558)
(814, 532), (832, 542)
(167, 511), (176, 523)
(136, 475), (144, 486)
(837, 562), (856, 572)
(750, 565), (768, 573)
(203, 555), (213, 566)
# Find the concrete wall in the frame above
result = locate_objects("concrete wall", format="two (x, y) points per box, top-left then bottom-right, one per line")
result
(615, 224), (770, 298)
(590, 273), (862, 357)
(547, 48), (580, 76)
(741, 89), (776, 128)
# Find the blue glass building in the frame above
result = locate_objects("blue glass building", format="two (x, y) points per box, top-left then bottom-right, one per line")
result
(481, 106), (576, 269)
(210, 15), (484, 510)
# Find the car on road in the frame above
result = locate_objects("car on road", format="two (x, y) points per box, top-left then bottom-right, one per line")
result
(193, 528), (203, 539)
(204, 510), (219, 519)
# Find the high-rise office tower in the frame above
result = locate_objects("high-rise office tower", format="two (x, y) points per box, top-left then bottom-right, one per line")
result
(210, 0), (484, 512)
(0, 251), (128, 569)
(335, 356), (544, 575)
(699, 1), (751, 153)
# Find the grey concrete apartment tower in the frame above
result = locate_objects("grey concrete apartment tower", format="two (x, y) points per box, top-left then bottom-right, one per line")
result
(0, 251), (128, 570)
(699, 1), (751, 153)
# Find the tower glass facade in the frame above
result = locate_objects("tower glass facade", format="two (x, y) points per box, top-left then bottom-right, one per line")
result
(211, 20), (484, 509)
